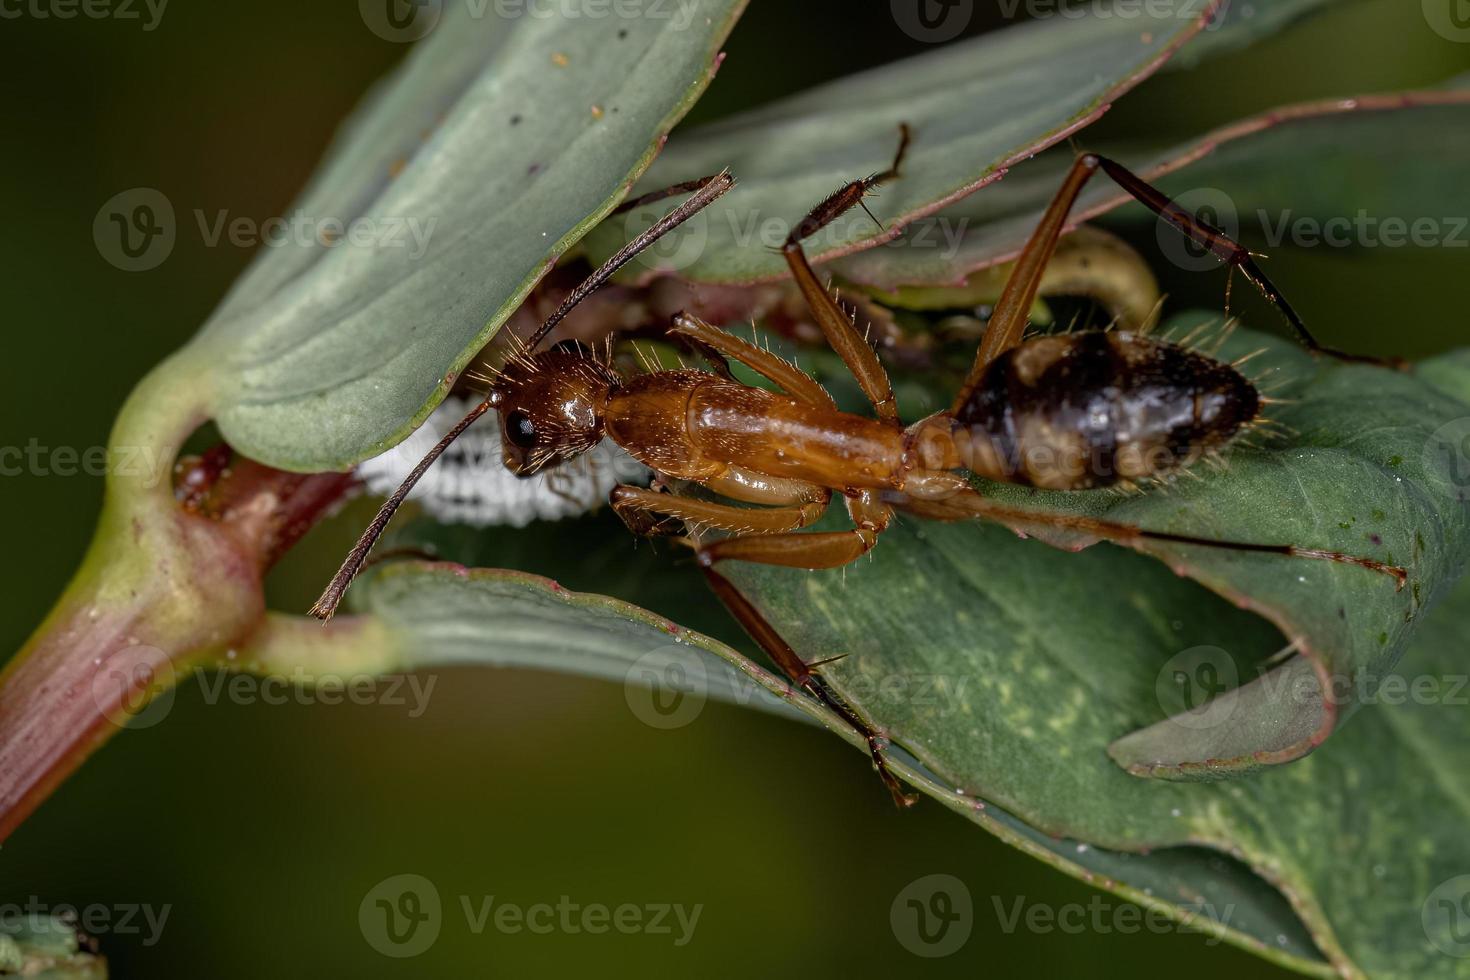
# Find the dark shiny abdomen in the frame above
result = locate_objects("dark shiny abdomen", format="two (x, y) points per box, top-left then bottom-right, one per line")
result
(953, 331), (1260, 490)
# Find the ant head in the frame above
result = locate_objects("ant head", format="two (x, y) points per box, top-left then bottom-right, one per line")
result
(488, 340), (620, 476)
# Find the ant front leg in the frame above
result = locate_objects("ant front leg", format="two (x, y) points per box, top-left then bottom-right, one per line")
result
(667, 313), (837, 410)
(609, 481), (828, 537)
(780, 125), (912, 423)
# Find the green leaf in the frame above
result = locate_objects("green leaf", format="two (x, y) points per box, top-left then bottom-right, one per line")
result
(295, 322), (1470, 977)
(833, 86), (1470, 290)
(199, 0), (747, 472)
(716, 325), (1470, 975)
(1160, 0), (1364, 71)
(308, 561), (1326, 973)
(582, 0), (1219, 284)
(0, 913), (107, 978)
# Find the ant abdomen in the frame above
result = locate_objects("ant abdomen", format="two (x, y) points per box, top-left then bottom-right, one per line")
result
(952, 331), (1260, 491)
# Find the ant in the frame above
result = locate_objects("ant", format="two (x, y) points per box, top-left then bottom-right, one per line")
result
(311, 128), (1406, 807)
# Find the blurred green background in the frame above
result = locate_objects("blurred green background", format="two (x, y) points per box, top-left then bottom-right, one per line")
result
(2, 1), (1468, 976)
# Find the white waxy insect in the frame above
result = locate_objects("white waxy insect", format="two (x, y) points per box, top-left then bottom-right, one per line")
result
(357, 394), (649, 528)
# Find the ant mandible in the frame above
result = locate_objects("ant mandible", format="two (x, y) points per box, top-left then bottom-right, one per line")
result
(312, 127), (1405, 807)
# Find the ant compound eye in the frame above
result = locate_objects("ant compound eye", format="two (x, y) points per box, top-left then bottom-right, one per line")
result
(504, 409), (537, 449)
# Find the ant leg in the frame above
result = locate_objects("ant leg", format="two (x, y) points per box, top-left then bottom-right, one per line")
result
(780, 125), (912, 422)
(696, 490), (916, 807)
(701, 566), (917, 808)
(609, 485), (828, 536)
(889, 482), (1407, 589)
(611, 480), (915, 806)
(1091, 156), (1397, 367)
(610, 173), (732, 215)
(951, 152), (1394, 415)
(696, 487), (889, 567)
(668, 313), (837, 410)
(951, 154), (1103, 412)
(699, 467), (832, 510)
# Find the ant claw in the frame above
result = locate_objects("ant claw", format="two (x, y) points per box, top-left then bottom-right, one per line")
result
(868, 738), (917, 809)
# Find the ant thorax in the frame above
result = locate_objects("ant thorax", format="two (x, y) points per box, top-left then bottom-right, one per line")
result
(951, 331), (1261, 491)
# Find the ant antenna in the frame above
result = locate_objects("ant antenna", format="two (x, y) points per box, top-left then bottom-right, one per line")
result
(309, 170), (736, 621)
(526, 171), (734, 351)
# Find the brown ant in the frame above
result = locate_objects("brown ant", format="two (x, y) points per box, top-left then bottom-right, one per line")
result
(311, 129), (1406, 807)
